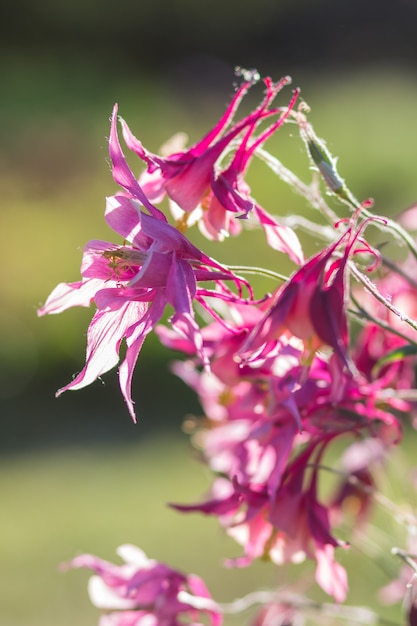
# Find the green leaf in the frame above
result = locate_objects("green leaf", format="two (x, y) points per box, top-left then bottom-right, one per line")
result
(372, 343), (417, 376)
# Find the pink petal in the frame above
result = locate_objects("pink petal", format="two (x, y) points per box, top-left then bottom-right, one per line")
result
(315, 544), (348, 602)
(88, 577), (137, 610)
(119, 296), (165, 421)
(38, 278), (104, 316)
(109, 105), (165, 219)
(254, 206), (304, 265)
(57, 299), (147, 397)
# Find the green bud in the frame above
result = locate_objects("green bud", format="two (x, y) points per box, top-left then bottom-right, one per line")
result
(307, 140), (344, 193)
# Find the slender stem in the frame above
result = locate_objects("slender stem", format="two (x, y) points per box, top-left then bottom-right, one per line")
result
(255, 147), (339, 223)
(220, 589), (401, 625)
(392, 547), (417, 574)
(291, 109), (417, 261)
(281, 214), (336, 242)
(226, 264), (289, 282)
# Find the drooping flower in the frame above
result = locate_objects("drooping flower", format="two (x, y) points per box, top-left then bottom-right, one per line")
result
(120, 74), (283, 212)
(196, 87), (304, 263)
(116, 73), (303, 262)
(329, 438), (384, 530)
(241, 212), (380, 373)
(39, 87), (261, 421)
(166, 298), (406, 601)
(66, 544), (222, 626)
(38, 188), (248, 422)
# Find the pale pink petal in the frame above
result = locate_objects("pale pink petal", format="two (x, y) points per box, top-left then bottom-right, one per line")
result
(178, 583), (223, 626)
(109, 105), (165, 219)
(315, 544), (348, 602)
(88, 577), (137, 610)
(38, 278), (104, 316)
(227, 512), (274, 563)
(119, 296), (165, 421)
(105, 195), (148, 246)
(116, 545), (151, 568)
(100, 613), (156, 626)
(57, 300), (147, 396)
(254, 206), (304, 265)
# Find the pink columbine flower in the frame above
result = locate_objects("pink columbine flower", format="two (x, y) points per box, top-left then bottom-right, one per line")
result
(120, 73), (285, 214)
(241, 212), (380, 372)
(115, 74), (303, 263)
(65, 544), (222, 626)
(167, 309), (406, 602)
(39, 185), (248, 422)
(38, 102), (254, 421)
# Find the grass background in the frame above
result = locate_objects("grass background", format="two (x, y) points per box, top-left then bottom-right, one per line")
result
(3, 47), (417, 625)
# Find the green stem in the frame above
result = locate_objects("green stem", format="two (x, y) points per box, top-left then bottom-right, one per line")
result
(226, 264), (289, 282)
(392, 547), (417, 574)
(220, 589), (401, 625)
(294, 111), (417, 261)
(255, 147), (339, 223)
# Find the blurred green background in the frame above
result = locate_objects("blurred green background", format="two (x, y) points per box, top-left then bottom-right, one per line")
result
(3, 0), (417, 624)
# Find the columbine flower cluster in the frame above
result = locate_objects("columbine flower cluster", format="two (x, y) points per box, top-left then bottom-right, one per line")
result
(39, 70), (417, 623)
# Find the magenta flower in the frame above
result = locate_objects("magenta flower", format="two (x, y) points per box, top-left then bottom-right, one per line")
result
(66, 544), (222, 626)
(115, 75), (303, 262)
(242, 214), (380, 372)
(120, 75), (285, 213)
(38, 188), (248, 421)
(167, 306), (406, 602)
(201, 86), (303, 264)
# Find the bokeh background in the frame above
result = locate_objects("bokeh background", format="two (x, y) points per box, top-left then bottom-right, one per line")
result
(3, 1), (417, 624)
